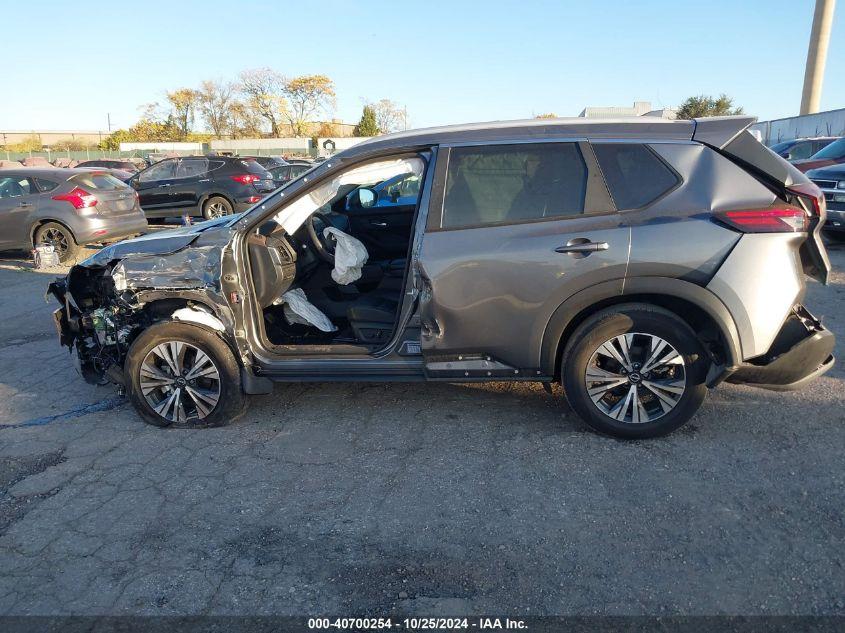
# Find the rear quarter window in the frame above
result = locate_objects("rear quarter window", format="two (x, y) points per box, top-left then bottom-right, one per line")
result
(592, 143), (679, 210)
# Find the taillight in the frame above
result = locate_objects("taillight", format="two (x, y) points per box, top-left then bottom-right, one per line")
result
(52, 187), (97, 210)
(787, 182), (826, 216)
(715, 208), (808, 233)
(246, 195), (262, 203)
(231, 174), (261, 185)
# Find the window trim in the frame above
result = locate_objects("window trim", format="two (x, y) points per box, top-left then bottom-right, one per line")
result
(589, 141), (683, 213)
(429, 140), (614, 233)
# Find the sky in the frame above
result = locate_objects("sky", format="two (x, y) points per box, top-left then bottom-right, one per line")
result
(2, 0), (843, 132)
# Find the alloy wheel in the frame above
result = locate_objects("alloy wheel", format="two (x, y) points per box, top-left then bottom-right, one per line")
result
(139, 341), (221, 423)
(41, 228), (69, 256)
(584, 332), (686, 424)
(206, 201), (228, 218)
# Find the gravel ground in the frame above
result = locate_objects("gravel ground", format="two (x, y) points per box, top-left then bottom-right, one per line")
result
(0, 242), (842, 616)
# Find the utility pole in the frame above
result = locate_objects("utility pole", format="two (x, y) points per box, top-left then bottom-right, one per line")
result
(800, 0), (836, 115)
(107, 113), (112, 132)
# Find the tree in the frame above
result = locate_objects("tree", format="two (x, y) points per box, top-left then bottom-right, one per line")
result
(166, 88), (200, 138)
(197, 80), (235, 137)
(283, 75), (336, 137)
(371, 99), (405, 133)
(229, 100), (265, 139)
(239, 68), (287, 137)
(535, 113), (557, 119)
(675, 94), (744, 120)
(355, 106), (379, 137)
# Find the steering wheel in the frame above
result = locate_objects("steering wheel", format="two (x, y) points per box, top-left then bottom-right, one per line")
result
(305, 212), (337, 263)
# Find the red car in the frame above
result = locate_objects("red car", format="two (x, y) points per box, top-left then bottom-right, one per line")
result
(792, 137), (845, 172)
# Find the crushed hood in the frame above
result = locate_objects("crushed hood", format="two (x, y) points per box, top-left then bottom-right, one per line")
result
(81, 216), (238, 267)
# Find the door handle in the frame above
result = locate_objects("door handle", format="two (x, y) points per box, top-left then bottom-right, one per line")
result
(158, 183), (172, 188)
(554, 240), (609, 254)
(198, 178), (211, 182)
(370, 221), (388, 227)
(18, 202), (33, 208)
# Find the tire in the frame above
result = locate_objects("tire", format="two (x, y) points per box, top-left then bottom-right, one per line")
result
(124, 321), (247, 428)
(34, 222), (79, 263)
(561, 304), (708, 439)
(202, 196), (233, 220)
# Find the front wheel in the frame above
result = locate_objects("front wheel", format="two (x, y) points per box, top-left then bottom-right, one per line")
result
(561, 304), (708, 439)
(125, 321), (246, 428)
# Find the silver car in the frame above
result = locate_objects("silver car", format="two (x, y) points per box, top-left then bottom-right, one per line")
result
(49, 116), (834, 438)
(0, 167), (149, 262)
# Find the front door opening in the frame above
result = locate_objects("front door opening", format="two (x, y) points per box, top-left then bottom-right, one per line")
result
(247, 156), (426, 352)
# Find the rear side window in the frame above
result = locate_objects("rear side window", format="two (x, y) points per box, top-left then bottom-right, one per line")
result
(176, 158), (209, 178)
(35, 178), (59, 192)
(71, 173), (127, 190)
(592, 143), (679, 210)
(442, 143), (587, 229)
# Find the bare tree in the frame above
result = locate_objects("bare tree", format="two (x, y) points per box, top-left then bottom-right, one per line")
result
(283, 75), (336, 137)
(197, 80), (235, 138)
(230, 100), (265, 139)
(239, 68), (288, 137)
(371, 99), (405, 133)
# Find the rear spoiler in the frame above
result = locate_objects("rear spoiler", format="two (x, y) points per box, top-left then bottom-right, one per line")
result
(691, 115), (757, 149)
(693, 115), (809, 188)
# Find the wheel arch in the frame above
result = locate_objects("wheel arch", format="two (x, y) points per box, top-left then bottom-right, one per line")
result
(540, 277), (742, 379)
(199, 191), (236, 212)
(30, 218), (77, 246)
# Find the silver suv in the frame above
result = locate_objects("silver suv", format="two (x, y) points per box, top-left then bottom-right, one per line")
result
(49, 116), (834, 438)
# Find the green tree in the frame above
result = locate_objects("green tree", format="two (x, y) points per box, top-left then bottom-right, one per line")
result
(675, 94), (744, 120)
(535, 113), (557, 119)
(355, 106), (379, 136)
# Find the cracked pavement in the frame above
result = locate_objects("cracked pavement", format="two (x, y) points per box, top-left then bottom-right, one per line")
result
(0, 244), (843, 616)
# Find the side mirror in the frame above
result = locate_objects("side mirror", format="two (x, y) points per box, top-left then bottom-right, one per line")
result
(129, 175), (140, 188)
(346, 187), (377, 210)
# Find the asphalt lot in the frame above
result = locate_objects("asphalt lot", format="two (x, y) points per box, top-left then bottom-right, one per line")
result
(0, 239), (843, 617)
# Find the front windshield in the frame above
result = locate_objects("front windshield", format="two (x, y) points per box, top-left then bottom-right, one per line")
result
(770, 141), (793, 154)
(810, 138), (845, 160)
(271, 157), (424, 233)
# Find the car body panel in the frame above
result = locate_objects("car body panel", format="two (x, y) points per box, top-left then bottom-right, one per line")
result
(706, 233), (806, 359)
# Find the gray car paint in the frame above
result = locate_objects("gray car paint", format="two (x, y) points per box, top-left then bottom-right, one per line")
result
(0, 167), (148, 251)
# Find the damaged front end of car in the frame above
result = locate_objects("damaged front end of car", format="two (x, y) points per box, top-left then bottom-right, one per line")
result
(47, 224), (239, 387)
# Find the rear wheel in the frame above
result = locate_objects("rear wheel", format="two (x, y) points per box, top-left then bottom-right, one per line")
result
(125, 321), (246, 428)
(34, 222), (78, 263)
(202, 196), (233, 220)
(561, 304), (708, 439)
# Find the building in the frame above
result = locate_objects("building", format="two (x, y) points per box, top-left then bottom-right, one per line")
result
(578, 101), (676, 119)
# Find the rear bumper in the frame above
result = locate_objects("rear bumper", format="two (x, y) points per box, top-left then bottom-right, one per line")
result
(75, 214), (149, 244)
(727, 306), (835, 391)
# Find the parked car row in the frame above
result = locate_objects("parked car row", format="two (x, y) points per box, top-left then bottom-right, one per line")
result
(0, 154), (319, 262)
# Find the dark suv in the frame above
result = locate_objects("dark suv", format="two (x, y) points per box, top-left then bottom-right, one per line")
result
(49, 116), (834, 439)
(129, 156), (276, 220)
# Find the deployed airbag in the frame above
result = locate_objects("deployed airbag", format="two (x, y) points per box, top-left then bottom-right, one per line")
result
(324, 227), (368, 285)
(274, 288), (337, 332)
